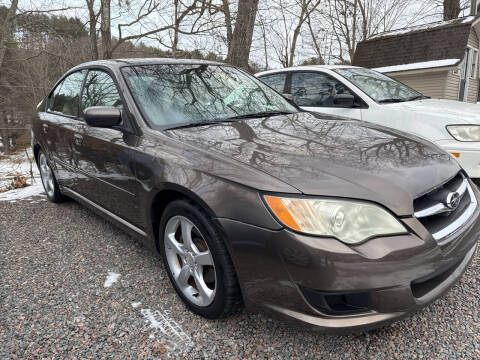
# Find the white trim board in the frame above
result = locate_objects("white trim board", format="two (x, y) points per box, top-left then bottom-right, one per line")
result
(373, 59), (461, 74)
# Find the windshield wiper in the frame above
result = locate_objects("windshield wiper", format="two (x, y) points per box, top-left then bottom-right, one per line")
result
(407, 95), (430, 101)
(378, 98), (407, 103)
(164, 119), (237, 130)
(223, 111), (295, 121)
(164, 111), (295, 130)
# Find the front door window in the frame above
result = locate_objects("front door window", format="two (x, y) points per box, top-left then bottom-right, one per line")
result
(291, 72), (353, 107)
(81, 70), (123, 115)
(259, 73), (288, 94)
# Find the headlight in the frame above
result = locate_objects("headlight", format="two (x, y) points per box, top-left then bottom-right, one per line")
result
(447, 125), (480, 142)
(264, 195), (407, 244)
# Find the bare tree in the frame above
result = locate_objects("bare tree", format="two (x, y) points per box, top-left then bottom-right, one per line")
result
(0, 0), (18, 71)
(99, 0), (213, 59)
(265, 0), (322, 67)
(170, 0), (205, 56)
(288, 0), (322, 67)
(256, 10), (271, 70)
(306, 11), (325, 65)
(86, 0), (101, 60)
(443, 0), (462, 19)
(151, 0), (222, 58)
(0, 7), (89, 153)
(100, 0), (112, 59)
(441, 0), (473, 19)
(267, 0), (291, 67)
(227, 0), (259, 69)
(222, 0), (234, 52)
(323, 0), (430, 64)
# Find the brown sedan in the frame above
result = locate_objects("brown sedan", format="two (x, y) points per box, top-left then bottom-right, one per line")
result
(31, 58), (479, 332)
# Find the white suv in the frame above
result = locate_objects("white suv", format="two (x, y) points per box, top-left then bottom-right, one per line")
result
(256, 65), (480, 179)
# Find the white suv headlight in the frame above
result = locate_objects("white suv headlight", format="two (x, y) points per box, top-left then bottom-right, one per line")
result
(264, 195), (407, 244)
(447, 125), (480, 142)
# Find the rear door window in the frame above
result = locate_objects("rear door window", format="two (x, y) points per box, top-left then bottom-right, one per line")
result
(81, 70), (123, 116)
(259, 73), (288, 93)
(291, 72), (353, 107)
(48, 71), (85, 117)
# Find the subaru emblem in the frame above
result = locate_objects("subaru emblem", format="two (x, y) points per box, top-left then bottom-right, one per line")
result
(446, 191), (461, 210)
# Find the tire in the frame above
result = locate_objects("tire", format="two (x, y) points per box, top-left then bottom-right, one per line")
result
(37, 150), (65, 203)
(159, 199), (243, 319)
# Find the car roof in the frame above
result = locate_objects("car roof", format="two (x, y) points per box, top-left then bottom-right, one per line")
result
(255, 65), (362, 77)
(70, 58), (226, 71)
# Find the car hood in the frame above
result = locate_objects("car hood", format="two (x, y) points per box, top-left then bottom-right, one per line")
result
(164, 112), (459, 216)
(384, 98), (480, 124)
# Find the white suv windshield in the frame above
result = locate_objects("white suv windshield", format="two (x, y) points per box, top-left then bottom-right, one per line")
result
(334, 68), (425, 103)
(122, 64), (297, 129)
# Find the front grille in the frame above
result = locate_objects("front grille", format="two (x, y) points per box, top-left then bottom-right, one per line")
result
(414, 172), (477, 244)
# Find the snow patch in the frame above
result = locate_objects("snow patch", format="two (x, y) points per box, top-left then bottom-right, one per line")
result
(103, 272), (121, 288)
(131, 301), (142, 308)
(0, 183), (45, 202)
(141, 308), (194, 355)
(0, 148), (41, 194)
(373, 59), (460, 73)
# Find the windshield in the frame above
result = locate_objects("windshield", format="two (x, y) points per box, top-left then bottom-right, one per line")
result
(122, 64), (297, 129)
(334, 68), (424, 103)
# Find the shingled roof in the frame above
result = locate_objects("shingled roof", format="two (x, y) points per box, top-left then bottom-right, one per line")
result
(353, 16), (475, 70)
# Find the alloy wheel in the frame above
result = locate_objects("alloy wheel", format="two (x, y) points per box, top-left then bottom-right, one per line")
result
(164, 215), (217, 307)
(39, 152), (55, 198)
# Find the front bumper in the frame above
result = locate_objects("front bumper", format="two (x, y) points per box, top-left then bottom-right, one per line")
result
(219, 189), (480, 333)
(436, 139), (480, 178)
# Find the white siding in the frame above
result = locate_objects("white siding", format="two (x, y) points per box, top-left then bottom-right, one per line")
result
(390, 71), (448, 99)
(467, 77), (478, 103)
(445, 70), (461, 101)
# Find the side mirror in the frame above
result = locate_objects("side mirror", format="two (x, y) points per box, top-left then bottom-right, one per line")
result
(84, 106), (121, 128)
(333, 94), (355, 108)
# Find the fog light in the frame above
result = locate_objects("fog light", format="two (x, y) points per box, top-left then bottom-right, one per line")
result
(299, 286), (372, 315)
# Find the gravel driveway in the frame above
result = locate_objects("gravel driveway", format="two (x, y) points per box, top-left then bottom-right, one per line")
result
(1, 193), (479, 359)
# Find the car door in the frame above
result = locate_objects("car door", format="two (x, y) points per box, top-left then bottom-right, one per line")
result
(42, 70), (86, 188)
(74, 68), (142, 226)
(287, 71), (363, 120)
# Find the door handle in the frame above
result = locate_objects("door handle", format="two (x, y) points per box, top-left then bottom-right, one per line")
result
(74, 134), (83, 146)
(42, 123), (48, 133)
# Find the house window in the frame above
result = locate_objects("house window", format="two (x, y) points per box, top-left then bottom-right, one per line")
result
(470, 49), (478, 79)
